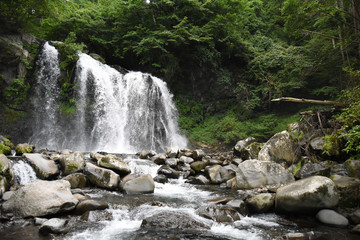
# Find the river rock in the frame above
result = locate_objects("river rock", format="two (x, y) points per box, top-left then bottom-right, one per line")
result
(349, 209), (360, 224)
(75, 199), (109, 214)
(90, 152), (104, 162)
(275, 176), (339, 213)
(39, 218), (70, 235)
(23, 153), (59, 179)
(165, 158), (178, 168)
(97, 154), (131, 176)
(295, 162), (331, 179)
(141, 211), (210, 230)
(192, 149), (205, 160)
(2, 179), (78, 217)
(84, 162), (120, 190)
(310, 136), (340, 157)
(246, 193), (274, 213)
(59, 152), (85, 176)
(153, 174), (168, 183)
(63, 173), (87, 189)
(151, 154), (166, 165)
(15, 143), (34, 155)
(0, 136), (13, 155)
(0, 154), (14, 195)
(179, 156), (194, 164)
(166, 146), (179, 158)
(316, 209), (349, 227)
(234, 137), (256, 158)
(120, 174), (154, 194)
(351, 224), (360, 234)
(344, 159), (360, 178)
(330, 175), (360, 208)
(196, 204), (240, 222)
(258, 130), (297, 167)
(157, 165), (180, 179)
(185, 175), (210, 185)
(206, 165), (235, 184)
(226, 199), (249, 216)
(235, 160), (295, 189)
(191, 161), (207, 172)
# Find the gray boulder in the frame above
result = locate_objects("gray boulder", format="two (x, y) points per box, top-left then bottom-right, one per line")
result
(165, 158), (178, 168)
(150, 154), (166, 165)
(39, 218), (70, 235)
(234, 137), (256, 158)
(179, 156), (194, 164)
(206, 165), (235, 184)
(63, 173), (87, 189)
(59, 152), (85, 176)
(120, 174), (154, 194)
(23, 153), (59, 179)
(275, 176), (339, 213)
(192, 149), (205, 160)
(235, 160), (295, 189)
(75, 199), (109, 214)
(258, 131), (297, 167)
(226, 199), (249, 216)
(157, 165), (180, 179)
(2, 180), (78, 217)
(97, 154), (131, 176)
(196, 204), (240, 222)
(330, 175), (360, 208)
(84, 162), (120, 190)
(185, 175), (210, 185)
(349, 209), (360, 224)
(141, 211), (210, 230)
(316, 209), (349, 227)
(166, 146), (179, 158)
(246, 193), (274, 213)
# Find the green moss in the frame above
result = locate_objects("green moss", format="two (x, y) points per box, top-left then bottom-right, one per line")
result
(15, 144), (34, 155)
(65, 163), (79, 173)
(322, 135), (340, 156)
(0, 143), (11, 155)
(293, 161), (302, 175)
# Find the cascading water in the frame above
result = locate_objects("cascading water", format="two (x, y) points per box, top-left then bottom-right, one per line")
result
(12, 160), (37, 185)
(30, 44), (187, 152)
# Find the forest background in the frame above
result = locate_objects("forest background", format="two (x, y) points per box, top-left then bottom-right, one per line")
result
(1, 0), (360, 155)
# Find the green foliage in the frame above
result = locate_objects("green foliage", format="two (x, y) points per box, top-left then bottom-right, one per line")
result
(59, 101), (77, 116)
(4, 78), (30, 110)
(293, 161), (302, 175)
(55, 32), (87, 71)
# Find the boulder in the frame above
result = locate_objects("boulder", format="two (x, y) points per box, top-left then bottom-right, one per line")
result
(153, 174), (168, 184)
(235, 160), (295, 189)
(39, 218), (70, 235)
(185, 175), (210, 185)
(150, 154), (166, 165)
(97, 154), (131, 176)
(190, 161), (207, 172)
(196, 204), (240, 222)
(258, 131), (297, 167)
(15, 143), (34, 155)
(192, 149), (205, 160)
(63, 173), (87, 189)
(206, 165), (235, 184)
(295, 162), (332, 179)
(141, 211), (210, 230)
(157, 165), (180, 179)
(330, 175), (360, 208)
(2, 180), (78, 217)
(233, 137), (257, 158)
(0, 154), (14, 194)
(246, 193), (274, 213)
(226, 199), (249, 216)
(120, 174), (154, 194)
(275, 176), (339, 213)
(316, 209), (349, 227)
(351, 224), (360, 234)
(310, 136), (340, 157)
(23, 153), (59, 179)
(349, 209), (360, 224)
(344, 159), (360, 178)
(166, 146), (179, 158)
(90, 152), (104, 162)
(179, 156), (194, 164)
(75, 199), (109, 214)
(59, 152), (85, 176)
(84, 162), (120, 190)
(0, 136), (13, 155)
(165, 158), (178, 168)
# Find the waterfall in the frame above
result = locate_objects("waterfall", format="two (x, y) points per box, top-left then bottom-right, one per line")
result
(31, 43), (187, 153)
(12, 160), (37, 185)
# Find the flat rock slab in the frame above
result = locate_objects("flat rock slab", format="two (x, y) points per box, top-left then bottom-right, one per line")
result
(23, 153), (59, 179)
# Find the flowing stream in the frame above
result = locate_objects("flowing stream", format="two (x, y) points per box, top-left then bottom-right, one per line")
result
(30, 43), (187, 153)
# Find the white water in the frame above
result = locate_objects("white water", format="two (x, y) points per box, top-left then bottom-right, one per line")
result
(12, 160), (37, 185)
(31, 45), (187, 153)
(62, 158), (281, 240)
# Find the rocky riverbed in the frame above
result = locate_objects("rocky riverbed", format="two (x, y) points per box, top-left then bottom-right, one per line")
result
(1, 126), (360, 239)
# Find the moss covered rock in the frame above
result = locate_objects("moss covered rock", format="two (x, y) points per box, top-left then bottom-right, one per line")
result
(330, 175), (360, 208)
(23, 153), (59, 179)
(59, 152), (85, 176)
(97, 154), (131, 176)
(15, 143), (34, 155)
(344, 159), (360, 178)
(191, 161), (207, 172)
(84, 162), (119, 190)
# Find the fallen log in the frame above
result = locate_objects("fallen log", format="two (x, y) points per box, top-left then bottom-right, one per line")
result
(271, 97), (348, 107)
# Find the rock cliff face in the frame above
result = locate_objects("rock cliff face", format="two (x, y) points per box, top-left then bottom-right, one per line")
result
(0, 33), (42, 143)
